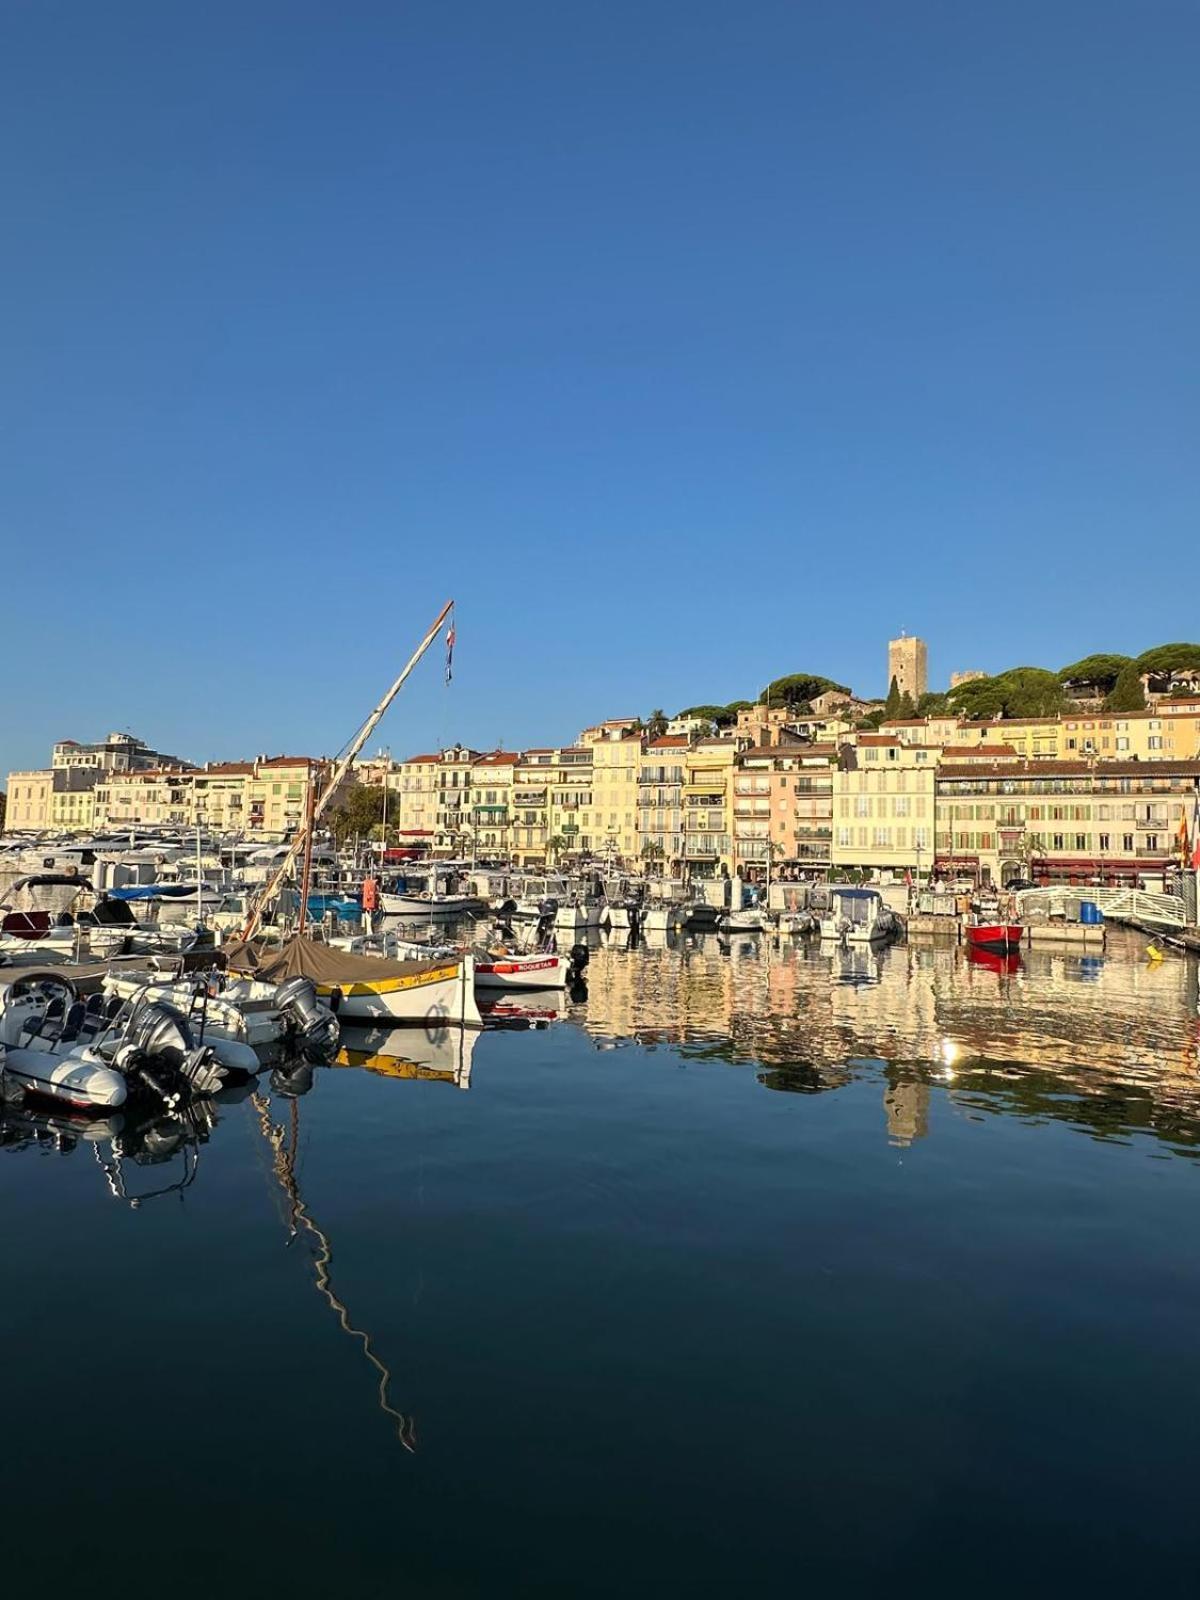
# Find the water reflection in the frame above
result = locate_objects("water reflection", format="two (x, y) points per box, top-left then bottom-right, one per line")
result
(0, 1093), (231, 1205)
(251, 1089), (417, 1451)
(579, 928), (1200, 1156)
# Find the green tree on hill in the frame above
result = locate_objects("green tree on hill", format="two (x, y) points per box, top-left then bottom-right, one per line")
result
(948, 668), (1065, 720)
(1057, 653), (1131, 694)
(1104, 663), (1146, 712)
(759, 673), (850, 707)
(884, 674), (902, 719)
(1134, 642), (1200, 675)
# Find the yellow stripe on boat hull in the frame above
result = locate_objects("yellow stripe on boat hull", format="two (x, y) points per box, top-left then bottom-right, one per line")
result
(315, 962), (460, 999)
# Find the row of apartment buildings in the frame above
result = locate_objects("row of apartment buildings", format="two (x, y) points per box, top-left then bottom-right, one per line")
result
(7, 700), (1200, 886)
(5, 734), (318, 839)
(363, 701), (1200, 887)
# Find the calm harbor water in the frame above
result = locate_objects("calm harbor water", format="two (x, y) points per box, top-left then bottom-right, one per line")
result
(3, 927), (1200, 1595)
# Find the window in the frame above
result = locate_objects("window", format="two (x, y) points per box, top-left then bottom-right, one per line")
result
(837, 826), (851, 847)
(1053, 834), (1065, 850)
(1099, 833), (1110, 851)
(1075, 834), (1087, 851)
(1116, 737), (1129, 752)
(855, 796), (870, 818)
(1123, 834), (1134, 852)
(1146, 834), (1158, 851)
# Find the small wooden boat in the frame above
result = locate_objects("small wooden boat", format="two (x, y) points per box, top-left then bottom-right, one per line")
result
(225, 936), (482, 1026)
(474, 950), (569, 991)
(966, 922), (1023, 955)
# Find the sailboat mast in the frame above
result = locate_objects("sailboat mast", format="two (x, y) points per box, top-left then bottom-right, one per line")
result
(238, 599), (455, 943)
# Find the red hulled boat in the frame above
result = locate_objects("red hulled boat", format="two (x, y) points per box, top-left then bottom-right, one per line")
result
(966, 922), (1023, 955)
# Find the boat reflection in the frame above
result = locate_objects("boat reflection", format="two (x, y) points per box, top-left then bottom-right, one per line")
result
(0, 1092), (233, 1204)
(575, 932), (1200, 1155)
(965, 947), (1022, 978)
(334, 1023), (478, 1088)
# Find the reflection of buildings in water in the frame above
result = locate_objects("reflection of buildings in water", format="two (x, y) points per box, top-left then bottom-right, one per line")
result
(576, 933), (1200, 1151)
(334, 1024), (477, 1089)
(883, 1076), (930, 1147)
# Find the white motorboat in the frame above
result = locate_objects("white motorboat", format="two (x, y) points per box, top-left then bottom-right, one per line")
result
(817, 888), (904, 945)
(718, 908), (767, 933)
(380, 864), (482, 918)
(473, 950), (570, 991)
(103, 968), (337, 1062)
(0, 973), (232, 1112)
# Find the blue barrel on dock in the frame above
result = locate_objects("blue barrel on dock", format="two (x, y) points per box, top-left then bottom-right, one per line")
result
(1079, 900), (1104, 925)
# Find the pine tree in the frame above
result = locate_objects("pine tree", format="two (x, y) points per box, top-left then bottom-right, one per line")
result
(884, 675), (902, 719)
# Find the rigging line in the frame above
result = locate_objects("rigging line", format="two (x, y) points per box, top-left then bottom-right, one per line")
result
(249, 1094), (416, 1451)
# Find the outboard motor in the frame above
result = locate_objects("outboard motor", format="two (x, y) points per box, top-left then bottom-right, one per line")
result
(568, 943), (589, 977)
(535, 898), (559, 952)
(568, 942), (589, 1003)
(113, 1001), (228, 1105)
(274, 976), (340, 1055)
(494, 898), (518, 940)
(271, 1061), (315, 1098)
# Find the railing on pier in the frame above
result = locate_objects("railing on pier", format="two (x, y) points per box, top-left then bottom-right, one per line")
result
(1014, 885), (1187, 928)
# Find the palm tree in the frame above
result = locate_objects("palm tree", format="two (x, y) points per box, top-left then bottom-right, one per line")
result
(547, 834), (568, 865)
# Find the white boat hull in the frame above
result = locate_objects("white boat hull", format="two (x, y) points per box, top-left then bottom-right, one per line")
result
(318, 956), (482, 1026)
(474, 953), (568, 991)
(2, 1045), (128, 1110)
(381, 894), (479, 917)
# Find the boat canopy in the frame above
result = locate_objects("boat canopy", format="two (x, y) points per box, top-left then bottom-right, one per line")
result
(224, 935), (455, 987)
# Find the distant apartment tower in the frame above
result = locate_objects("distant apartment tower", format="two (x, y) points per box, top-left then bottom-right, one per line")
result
(888, 634), (928, 701)
(950, 670), (986, 689)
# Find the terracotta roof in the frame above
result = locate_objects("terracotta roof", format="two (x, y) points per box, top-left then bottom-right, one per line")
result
(648, 736), (689, 749)
(403, 753), (444, 765)
(202, 762), (254, 776)
(473, 751), (520, 766)
(259, 755), (316, 768)
(856, 735), (901, 747)
(951, 743), (1018, 758)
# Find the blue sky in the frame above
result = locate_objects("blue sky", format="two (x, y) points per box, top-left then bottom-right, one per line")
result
(2, 1), (1196, 773)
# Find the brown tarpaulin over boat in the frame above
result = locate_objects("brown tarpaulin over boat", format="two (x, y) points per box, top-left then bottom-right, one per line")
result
(223, 935), (457, 987)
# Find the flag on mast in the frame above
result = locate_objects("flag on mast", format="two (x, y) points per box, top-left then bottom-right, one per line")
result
(445, 621), (456, 684)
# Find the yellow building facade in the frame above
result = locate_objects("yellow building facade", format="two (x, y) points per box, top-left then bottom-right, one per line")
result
(831, 738), (937, 877)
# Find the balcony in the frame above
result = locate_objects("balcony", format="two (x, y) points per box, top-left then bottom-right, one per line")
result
(684, 778), (725, 796)
(514, 789), (548, 807)
(685, 795), (724, 808)
(682, 835), (729, 858)
(472, 805), (508, 819)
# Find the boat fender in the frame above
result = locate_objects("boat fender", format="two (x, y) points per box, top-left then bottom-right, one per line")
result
(568, 943), (589, 973)
(328, 986), (344, 1014)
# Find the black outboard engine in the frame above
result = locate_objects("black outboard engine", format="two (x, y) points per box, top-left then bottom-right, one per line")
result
(271, 1061), (316, 1098)
(495, 898), (519, 939)
(114, 1001), (228, 1105)
(567, 942), (589, 1002)
(535, 898), (559, 952)
(274, 976), (340, 1055)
